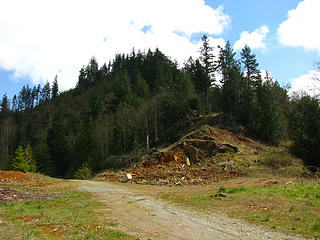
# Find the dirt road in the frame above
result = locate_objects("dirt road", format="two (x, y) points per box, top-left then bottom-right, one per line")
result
(76, 180), (304, 240)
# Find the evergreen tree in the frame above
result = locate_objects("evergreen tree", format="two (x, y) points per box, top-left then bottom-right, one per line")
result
(11, 95), (18, 112)
(290, 95), (320, 168)
(25, 144), (37, 172)
(47, 113), (69, 177)
(199, 34), (215, 113)
(10, 145), (30, 172)
(0, 94), (10, 114)
(0, 94), (11, 169)
(33, 142), (54, 176)
(184, 57), (208, 113)
(217, 41), (242, 122)
(41, 81), (51, 102)
(52, 75), (59, 99)
(240, 45), (261, 124)
(249, 75), (288, 145)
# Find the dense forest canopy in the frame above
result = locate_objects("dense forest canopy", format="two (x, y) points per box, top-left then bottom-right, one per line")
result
(0, 36), (319, 177)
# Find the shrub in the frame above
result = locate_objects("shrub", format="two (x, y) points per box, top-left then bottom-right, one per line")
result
(74, 163), (92, 179)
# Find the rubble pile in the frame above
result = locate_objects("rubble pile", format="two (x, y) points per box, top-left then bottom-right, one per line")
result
(0, 171), (36, 183)
(97, 125), (258, 186)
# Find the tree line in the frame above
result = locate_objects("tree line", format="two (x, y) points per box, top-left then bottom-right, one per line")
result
(0, 36), (319, 177)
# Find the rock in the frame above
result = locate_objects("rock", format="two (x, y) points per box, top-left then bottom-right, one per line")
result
(214, 193), (227, 197)
(121, 176), (128, 183)
(185, 157), (191, 166)
(126, 174), (132, 180)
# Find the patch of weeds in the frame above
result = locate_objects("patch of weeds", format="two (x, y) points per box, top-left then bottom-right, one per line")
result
(248, 215), (270, 223)
(106, 221), (119, 227)
(261, 151), (293, 169)
(0, 183), (134, 240)
(217, 186), (226, 193)
(289, 206), (296, 212)
(191, 195), (213, 202)
(312, 219), (320, 233)
(217, 186), (247, 194)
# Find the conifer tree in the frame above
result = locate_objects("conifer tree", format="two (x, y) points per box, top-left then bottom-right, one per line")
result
(199, 34), (215, 113)
(41, 81), (51, 102)
(0, 94), (11, 169)
(240, 45), (261, 124)
(290, 95), (320, 167)
(51, 75), (59, 99)
(217, 41), (242, 121)
(25, 144), (37, 172)
(10, 145), (30, 172)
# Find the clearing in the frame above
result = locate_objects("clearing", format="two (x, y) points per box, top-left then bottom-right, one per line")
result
(1, 115), (319, 239)
(76, 179), (304, 240)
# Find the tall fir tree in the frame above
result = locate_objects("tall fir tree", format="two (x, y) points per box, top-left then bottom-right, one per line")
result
(199, 34), (215, 113)
(52, 75), (59, 99)
(217, 41), (242, 122)
(240, 45), (261, 125)
(10, 145), (30, 172)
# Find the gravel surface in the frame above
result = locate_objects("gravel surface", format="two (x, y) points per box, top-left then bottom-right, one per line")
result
(76, 180), (305, 240)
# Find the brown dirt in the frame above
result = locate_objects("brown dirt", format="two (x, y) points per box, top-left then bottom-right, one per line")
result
(97, 125), (265, 186)
(0, 171), (51, 203)
(0, 171), (40, 183)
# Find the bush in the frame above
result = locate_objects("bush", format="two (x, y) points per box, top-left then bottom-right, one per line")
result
(74, 163), (92, 179)
(262, 151), (293, 169)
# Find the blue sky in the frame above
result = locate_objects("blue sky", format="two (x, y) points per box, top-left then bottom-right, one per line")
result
(208, 0), (318, 86)
(1, 0), (319, 100)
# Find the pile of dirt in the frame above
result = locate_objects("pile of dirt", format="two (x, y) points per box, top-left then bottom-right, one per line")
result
(0, 171), (38, 183)
(97, 125), (263, 186)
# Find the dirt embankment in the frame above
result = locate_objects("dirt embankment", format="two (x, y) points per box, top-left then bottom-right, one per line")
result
(97, 125), (265, 185)
(0, 171), (49, 203)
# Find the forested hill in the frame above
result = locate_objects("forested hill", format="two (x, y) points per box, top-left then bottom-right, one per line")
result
(0, 36), (319, 178)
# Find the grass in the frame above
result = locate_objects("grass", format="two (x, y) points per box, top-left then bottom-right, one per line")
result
(161, 181), (320, 239)
(0, 180), (133, 240)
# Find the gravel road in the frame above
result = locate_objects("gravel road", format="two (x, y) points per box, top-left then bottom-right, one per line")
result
(76, 180), (305, 240)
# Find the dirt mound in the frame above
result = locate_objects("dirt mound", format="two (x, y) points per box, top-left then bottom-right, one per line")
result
(97, 125), (264, 185)
(0, 171), (36, 183)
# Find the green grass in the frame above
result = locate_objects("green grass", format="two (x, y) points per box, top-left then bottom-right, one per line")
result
(0, 182), (133, 240)
(161, 182), (320, 239)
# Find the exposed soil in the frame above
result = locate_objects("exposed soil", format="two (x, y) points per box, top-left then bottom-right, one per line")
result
(0, 171), (50, 203)
(76, 180), (304, 240)
(97, 125), (265, 186)
(0, 171), (37, 183)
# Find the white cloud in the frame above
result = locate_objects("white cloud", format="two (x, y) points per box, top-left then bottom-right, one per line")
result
(278, 0), (320, 53)
(260, 69), (274, 82)
(234, 25), (269, 51)
(289, 70), (320, 97)
(0, 0), (230, 91)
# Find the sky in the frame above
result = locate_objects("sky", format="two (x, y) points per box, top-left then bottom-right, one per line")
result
(1, 0), (320, 100)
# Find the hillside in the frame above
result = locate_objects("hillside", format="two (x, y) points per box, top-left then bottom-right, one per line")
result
(97, 114), (311, 185)
(0, 42), (319, 178)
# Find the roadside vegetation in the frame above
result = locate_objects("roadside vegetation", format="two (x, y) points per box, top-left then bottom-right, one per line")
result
(161, 179), (320, 239)
(0, 175), (133, 240)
